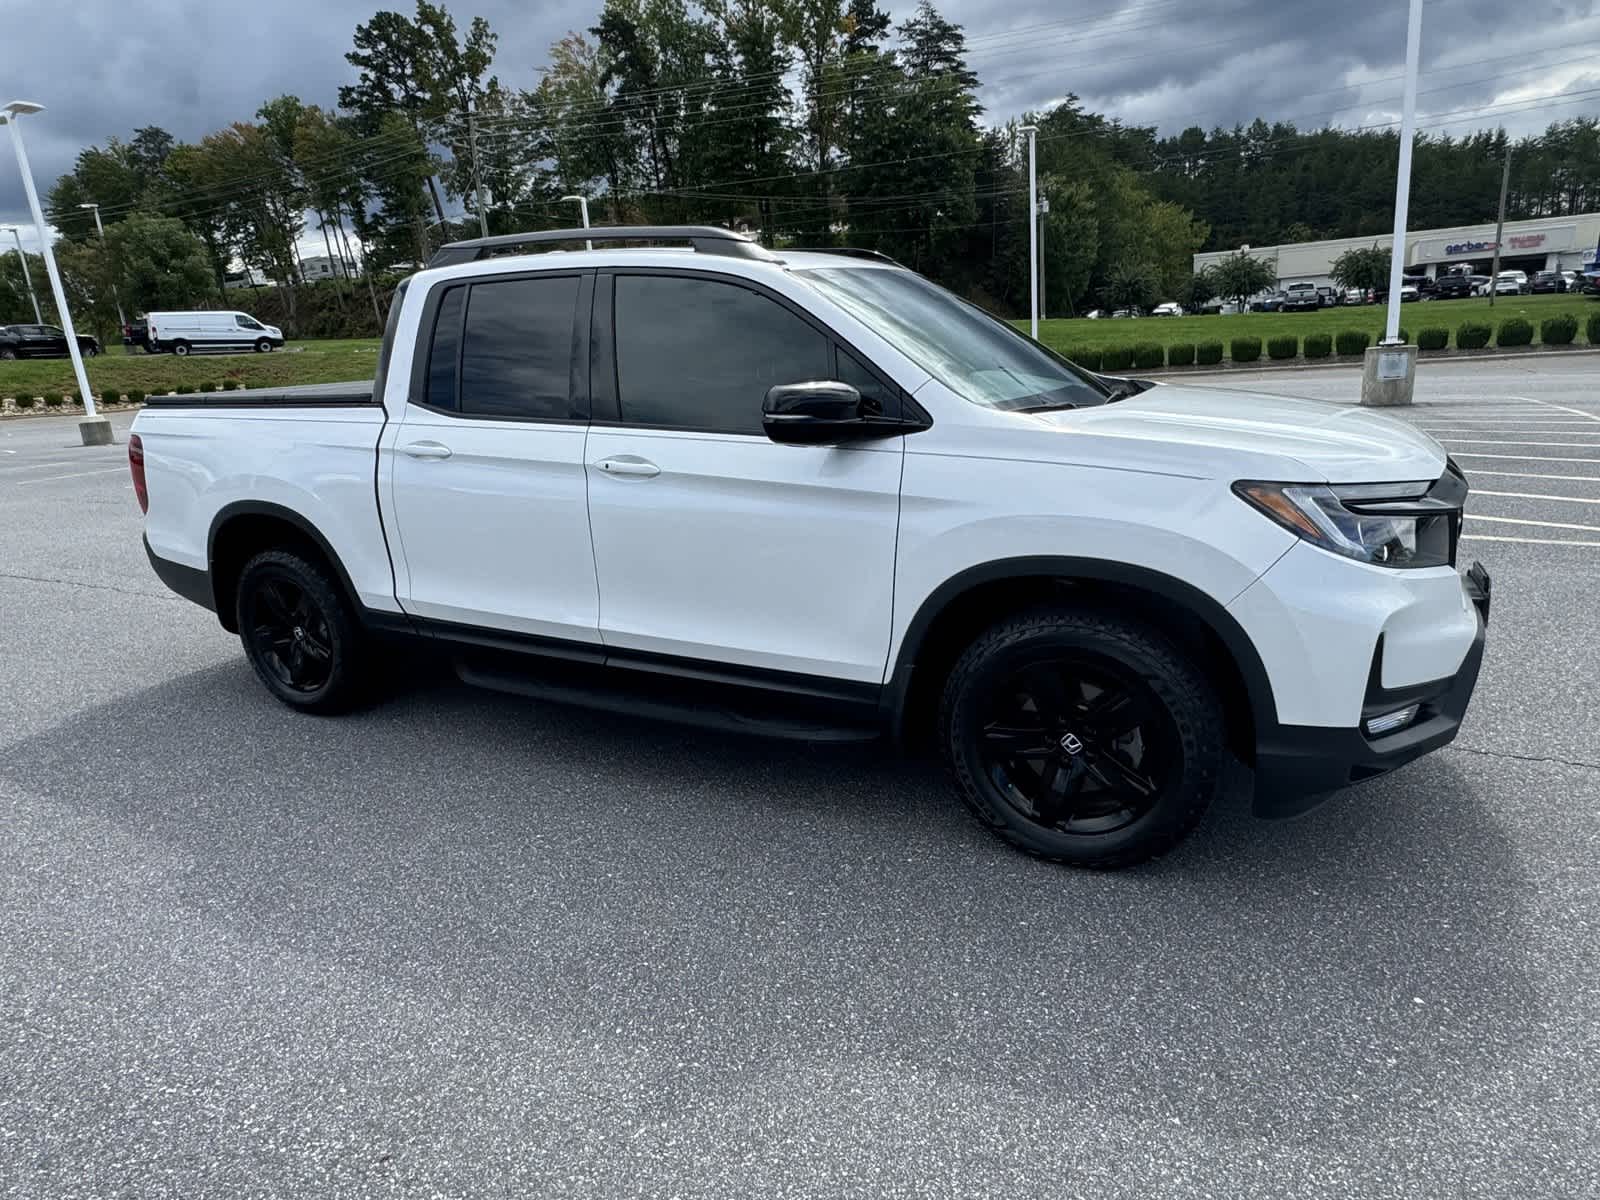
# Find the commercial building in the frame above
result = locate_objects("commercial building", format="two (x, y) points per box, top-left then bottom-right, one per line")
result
(1194, 211), (1600, 289)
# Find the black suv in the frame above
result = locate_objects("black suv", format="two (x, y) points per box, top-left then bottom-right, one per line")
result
(0, 324), (101, 360)
(1529, 271), (1570, 294)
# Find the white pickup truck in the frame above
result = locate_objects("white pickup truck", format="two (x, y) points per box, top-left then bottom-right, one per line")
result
(131, 225), (1490, 869)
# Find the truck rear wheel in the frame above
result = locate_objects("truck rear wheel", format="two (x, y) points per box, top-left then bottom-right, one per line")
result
(235, 548), (366, 714)
(939, 607), (1224, 869)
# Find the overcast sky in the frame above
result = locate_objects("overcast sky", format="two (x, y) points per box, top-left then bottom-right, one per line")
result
(1, 0), (1597, 249)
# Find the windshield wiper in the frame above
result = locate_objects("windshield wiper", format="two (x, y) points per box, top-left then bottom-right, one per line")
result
(1015, 401), (1082, 414)
(1101, 380), (1142, 402)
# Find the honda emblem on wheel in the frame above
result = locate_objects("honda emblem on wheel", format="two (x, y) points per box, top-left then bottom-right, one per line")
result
(1059, 731), (1084, 756)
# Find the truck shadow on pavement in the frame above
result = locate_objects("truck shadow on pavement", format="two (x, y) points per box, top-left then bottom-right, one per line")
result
(4, 658), (1543, 1154)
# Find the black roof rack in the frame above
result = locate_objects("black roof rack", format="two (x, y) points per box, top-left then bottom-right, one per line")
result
(785, 246), (904, 267)
(427, 225), (776, 268)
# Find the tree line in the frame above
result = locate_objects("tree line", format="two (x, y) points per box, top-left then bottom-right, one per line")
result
(10, 0), (1595, 339)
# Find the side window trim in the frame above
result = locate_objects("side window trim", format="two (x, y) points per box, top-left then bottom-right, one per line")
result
(405, 268), (592, 424)
(599, 266), (916, 435)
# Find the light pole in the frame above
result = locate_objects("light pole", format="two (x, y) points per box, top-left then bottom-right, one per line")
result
(78, 201), (127, 329)
(1361, 0), (1423, 408)
(1019, 124), (1039, 339)
(561, 194), (592, 251)
(1, 224), (42, 322)
(2, 100), (111, 444)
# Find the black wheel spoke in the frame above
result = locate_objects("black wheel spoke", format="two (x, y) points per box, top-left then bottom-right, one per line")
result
(257, 582), (294, 625)
(982, 723), (1054, 758)
(1085, 748), (1158, 798)
(1084, 688), (1149, 739)
(1019, 664), (1074, 724)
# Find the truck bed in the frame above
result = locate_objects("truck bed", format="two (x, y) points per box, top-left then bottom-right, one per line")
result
(143, 381), (376, 408)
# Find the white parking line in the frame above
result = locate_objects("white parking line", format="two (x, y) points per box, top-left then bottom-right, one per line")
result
(0, 459), (83, 473)
(1453, 452), (1600, 464)
(10, 467), (127, 486)
(1468, 514), (1600, 533)
(1475, 489), (1600, 505)
(1467, 469), (1600, 483)
(1462, 533), (1600, 547)
(1442, 439), (1600, 448)
(1521, 397), (1600, 423)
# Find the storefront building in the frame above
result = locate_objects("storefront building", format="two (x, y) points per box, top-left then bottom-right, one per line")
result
(1194, 212), (1600, 289)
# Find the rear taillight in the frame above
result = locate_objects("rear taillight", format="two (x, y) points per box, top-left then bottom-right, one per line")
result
(128, 433), (148, 513)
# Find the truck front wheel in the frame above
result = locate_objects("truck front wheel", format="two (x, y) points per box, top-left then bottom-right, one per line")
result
(235, 548), (367, 714)
(939, 607), (1225, 869)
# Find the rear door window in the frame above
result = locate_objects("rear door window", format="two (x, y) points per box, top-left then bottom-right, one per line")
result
(459, 275), (581, 420)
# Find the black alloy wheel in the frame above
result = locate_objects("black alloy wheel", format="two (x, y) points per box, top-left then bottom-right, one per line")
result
(975, 654), (1173, 837)
(940, 608), (1223, 868)
(246, 573), (336, 695)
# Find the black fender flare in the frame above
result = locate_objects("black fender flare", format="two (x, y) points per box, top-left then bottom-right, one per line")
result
(206, 500), (365, 628)
(881, 555), (1280, 743)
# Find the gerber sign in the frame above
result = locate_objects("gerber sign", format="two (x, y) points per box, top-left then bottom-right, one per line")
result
(1444, 239), (1498, 256)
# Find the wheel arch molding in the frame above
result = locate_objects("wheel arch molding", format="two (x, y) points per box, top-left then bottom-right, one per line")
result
(206, 501), (364, 634)
(882, 555), (1279, 759)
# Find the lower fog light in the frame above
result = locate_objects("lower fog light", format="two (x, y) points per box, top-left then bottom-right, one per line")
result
(1365, 704), (1421, 737)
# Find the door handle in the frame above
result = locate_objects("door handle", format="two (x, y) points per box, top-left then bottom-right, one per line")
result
(595, 456), (660, 478)
(402, 440), (452, 460)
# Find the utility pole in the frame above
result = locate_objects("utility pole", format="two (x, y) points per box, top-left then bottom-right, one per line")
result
(1037, 195), (1050, 321)
(1488, 145), (1511, 309)
(3, 224), (42, 322)
(77, 202), (126, 328)
(1020, 124), (1039, 338)
(467, 104), (490, 238)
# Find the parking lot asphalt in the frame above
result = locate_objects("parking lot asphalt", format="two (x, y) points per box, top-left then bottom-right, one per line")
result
(2, 358), (1598, 1199)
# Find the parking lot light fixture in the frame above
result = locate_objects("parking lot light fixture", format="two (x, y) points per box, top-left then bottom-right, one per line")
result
(1, 222), (42, 322)
(561, 195), (592, 250)
(1019, 125), (1039, 339)
(78, 201), (126, 327)
(1, 100), (111, 444)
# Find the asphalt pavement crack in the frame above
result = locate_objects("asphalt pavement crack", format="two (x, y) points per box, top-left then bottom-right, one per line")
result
(0, 570), (176, 601)
(1447, 743), (1600, 773)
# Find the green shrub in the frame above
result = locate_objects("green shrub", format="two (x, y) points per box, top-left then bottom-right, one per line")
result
(1065, 346), (1102, 372)
(221, 379), (240, 391)
(1587, 311), (1600, 346)
(1496, 317), (1534, 347)
(1303, 333), (1332, 359)
(125, 389), (145, 405)
(1230, 336), (1262, 363)
(1266, 335), (1298, 360)
(1540, 315), (1579, 346)
(1335, 330), (1371, 356)
(42, 392), (63, 408)
(175, 384), (195, 395)
(1196, 340), (1224, 365)
(1167, 343), (1196, 366)
(199, 380), (218, 393)
(1101, 346), (1134, 371)
(1416, 327), (1449, 351)
(1456, 321), (1492, 349)
(14, 394), (36, 409)
(1132, 342), (1165, 369)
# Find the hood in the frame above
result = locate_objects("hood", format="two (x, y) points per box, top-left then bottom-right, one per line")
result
(1029, 383), (1448, 483)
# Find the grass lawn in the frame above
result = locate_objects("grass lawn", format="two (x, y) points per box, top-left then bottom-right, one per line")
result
(1021, 293), (1598, 357)
(0, 339), (382, 402)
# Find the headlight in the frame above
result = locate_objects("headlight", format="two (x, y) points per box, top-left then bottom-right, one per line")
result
(1233, 476), (1463, 569)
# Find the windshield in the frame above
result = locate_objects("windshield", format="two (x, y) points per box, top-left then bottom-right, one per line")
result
(794, 266), (1113, 411)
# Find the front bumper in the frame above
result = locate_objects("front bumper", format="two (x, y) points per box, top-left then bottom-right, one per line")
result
(1252, 562), (1490, 817)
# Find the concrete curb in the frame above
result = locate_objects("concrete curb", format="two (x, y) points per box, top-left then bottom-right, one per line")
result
(1133, 344), (1600, 378)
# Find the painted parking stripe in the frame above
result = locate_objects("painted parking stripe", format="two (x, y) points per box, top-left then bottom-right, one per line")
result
(0, 459), (83, 473)
(11, 467), (128, 486)
(1474, 489), (1600, 504)
(1442, 439), (1600, 448)
(1452, 453), (1600, 464)
(1461, 534), (1600, 547)
(1522, 397), (1600, 423)
(1467, 514), (1600, 533)
(1463, 469), (1600, 483)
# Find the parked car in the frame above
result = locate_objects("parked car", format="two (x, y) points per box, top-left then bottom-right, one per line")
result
(1150, 302), (1184, 317)
(0, 323), (101, 360)
(1493, 271), (1528, 296)
(145, 310), (285, 356)
(129, 224), (1491, 871)
(1083, 309), (1106, 320)
(1110, 309), (1138, 319)
(1281, 283), (1320, 312)
(1248, 291), (1286, 312)
(1343, 287), (1366, 305)
(1429, 273), (1478, 300)
(1315, 286), (1339, 308)
(1529, 271), (1569, 294)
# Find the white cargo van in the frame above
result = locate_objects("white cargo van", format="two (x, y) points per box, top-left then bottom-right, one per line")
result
(145, 311), (285, 356)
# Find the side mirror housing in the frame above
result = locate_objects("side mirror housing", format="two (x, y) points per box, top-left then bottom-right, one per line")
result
(762, 381), (864, 444)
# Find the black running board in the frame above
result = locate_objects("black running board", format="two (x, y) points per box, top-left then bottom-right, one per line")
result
(455, 659), (882, 744)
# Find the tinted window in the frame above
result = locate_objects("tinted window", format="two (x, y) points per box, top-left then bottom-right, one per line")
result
(460, 275), (580, 420)
(836, 347), (893, 418)
(425, 285), (465, 411)
(614, 275), (829, 433)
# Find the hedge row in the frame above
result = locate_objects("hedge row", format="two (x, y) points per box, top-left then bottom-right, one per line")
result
(1062, 313), (1597, 369)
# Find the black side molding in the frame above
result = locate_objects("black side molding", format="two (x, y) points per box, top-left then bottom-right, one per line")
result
(143, 536), (215, 612)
